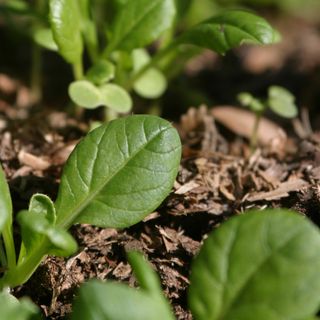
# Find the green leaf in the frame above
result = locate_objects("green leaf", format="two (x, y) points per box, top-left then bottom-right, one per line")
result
(99, 84), (132, 113)
(189, 209), (320, 320)
(33, 28), (58, 51)
(268, 85), (298, 118)
(237, 92), (265, 113)
(0, 164), (12, 233)
(18, 211), (77, 257)
(132, 49), (167, 99)
(55, 115), (181, 229)
(106, 0), (176, 53)
(69, 80), (102, 109)
(178, 10), (281, 54)
(71, 252), (174, 320)
(29, 193), (56, 224)
(49, 0), (83, 64)
(0, 292), (39, 320)
(86, 60), (116, 85)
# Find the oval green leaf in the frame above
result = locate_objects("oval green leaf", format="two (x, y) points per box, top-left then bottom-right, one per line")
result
(268, 85), (298, 118)
(106, 0), (176, 53)
(55, 115), (181, 229)
(178, 10), (281, 54)
(99, 84), (132, 112)
(86, 60), (116, 85)
(33, 28), (58, 51)
(68, 80), (102, 109)
(132, 49), (167, 98)
(189, 209), (320, 320)
(49, 0), (83, 64)
(0, 164), (12, 233)
(18, 211), (77, 257)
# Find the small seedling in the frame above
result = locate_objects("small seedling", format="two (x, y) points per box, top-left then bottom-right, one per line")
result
(1, 1), (280, 117)
(6, 208), (317, 319)
(0, 115), (181, 291)
(238, 85), (298, 149)
(72, 209), (320, 320)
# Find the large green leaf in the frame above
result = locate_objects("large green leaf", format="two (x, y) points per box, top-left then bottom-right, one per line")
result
(49, 0), (83, 64)
(178, 10), (280, 54)
(55, 115), (181, 229)
(106, 0), (176, 53)
(71, 252), (174, 320)
(189, 209), (320, 320)
(0, 164), (12, 233)
(0, 292), (39, 320)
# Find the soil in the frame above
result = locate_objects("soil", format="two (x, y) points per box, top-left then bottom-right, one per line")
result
(1, 10), (320, 320)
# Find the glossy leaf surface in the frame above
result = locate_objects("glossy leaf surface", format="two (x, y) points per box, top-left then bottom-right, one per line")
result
(71, 252), (174, 320)
(107, 0), (176, 53)
(49, 0), (83, 64)
(189, 209), (320, 320)
(55, 115), (181, 229)
(179, 10), (280, 54)
(0, 164), (12, 232)
(268, 85), (298, 118)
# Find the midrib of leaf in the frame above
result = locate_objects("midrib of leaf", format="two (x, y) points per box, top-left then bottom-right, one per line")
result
(56, 123), (174, 229)
(110, 1), (161, 51)
(218, 228), (303, 319)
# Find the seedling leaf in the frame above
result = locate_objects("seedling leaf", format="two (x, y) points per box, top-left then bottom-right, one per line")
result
(71, 253), (174, 320)
(18, 211), (77, 257)
(0, 164), (12, 233)
(178, 10), (281, 54)
(86, 60), (116, 85)
(238, 92), (264, 113)
(49, 0), (83, 64)
(29, 193), (56, 225)
(33, 28), (58, 51)
(107, 0), (176, 53)
(55, 115), (181, 229)
(99, 84), (132, 112)
(189, 209), (320, 320)
(132, 49), (167, 99)
(268, 85), (298, 118)
(0, 292), (39, 320)
(68, 80), (102, 109)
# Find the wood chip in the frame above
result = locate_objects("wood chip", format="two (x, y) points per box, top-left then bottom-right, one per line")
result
(211, 106), (287, 146)
(18, 150), (51, 170)
(247, 178), (309, 202)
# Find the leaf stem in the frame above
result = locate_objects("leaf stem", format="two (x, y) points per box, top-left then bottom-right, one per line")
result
(72, 61), (84, 80)
(125, 42), (177, 91)
(2, 223), (16, 270)
(0, 241), (48, 289)
(250, 113), (262, 151)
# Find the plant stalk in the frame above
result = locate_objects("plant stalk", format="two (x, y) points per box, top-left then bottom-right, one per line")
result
(0, 241), (48, 289)
(250, 113), (262, 151)
(2, 224), (16, 270)
(125, 43), (177, 91)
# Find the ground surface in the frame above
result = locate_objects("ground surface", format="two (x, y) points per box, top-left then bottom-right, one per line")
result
(1, 11), (320, 320)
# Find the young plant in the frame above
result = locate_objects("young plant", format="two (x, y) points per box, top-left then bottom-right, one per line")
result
(71, 209), (320, 320)
(0, 115), (181, 290)
(238, 85), (298, 149)
(47, 1), (280, 118)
